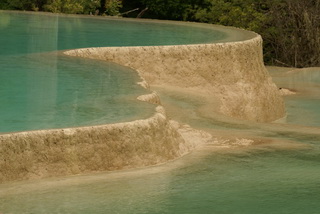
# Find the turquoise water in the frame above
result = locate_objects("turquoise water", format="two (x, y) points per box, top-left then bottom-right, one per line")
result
(0, 53), (153, 133)
(0, 11), (228, 56)
(1, 11), (320, 214)
(0, 11), (228, 133)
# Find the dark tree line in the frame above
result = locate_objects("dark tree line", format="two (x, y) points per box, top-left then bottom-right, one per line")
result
(263, 0), (320, 67)
(0, 0), (121, 15)
(1, 0), (319, 67)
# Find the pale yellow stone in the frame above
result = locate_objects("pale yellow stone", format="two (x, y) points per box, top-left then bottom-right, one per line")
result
(64, 34), (285, 122)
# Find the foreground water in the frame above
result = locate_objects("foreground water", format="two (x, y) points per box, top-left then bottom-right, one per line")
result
(1, 119), (320, 214)
(1, 67), (320, 214)
(1, 11), (320, 214)
(1, 140), (319, 214)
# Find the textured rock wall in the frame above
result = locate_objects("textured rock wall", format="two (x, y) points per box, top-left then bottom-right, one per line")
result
(0, 107), (194, 183)
(64, 35), (285, 122)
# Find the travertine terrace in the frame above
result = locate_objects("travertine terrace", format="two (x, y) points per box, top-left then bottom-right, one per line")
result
(0, 21), (285, 183)
(0, 105), (201, 183)
(65, 27), (285, 122)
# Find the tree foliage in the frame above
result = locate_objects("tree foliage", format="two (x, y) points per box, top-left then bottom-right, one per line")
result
(0, 0), (120, 15)
(136, 0), (205, 20)
(104, 0), (122, 16)
(126, 0), (319, 67)
(43, 0), (84, 13)
(263, 0), (320, 67)
(194, 0), (267, 32)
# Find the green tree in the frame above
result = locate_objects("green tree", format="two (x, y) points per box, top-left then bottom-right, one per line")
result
(83, 0), (100, 14)
(104, 0), (122, 15)
(140, 0), (205, 20)
(1, 0), (44, 11)
(263, 0), (320, 67)
(194, 0), (267, 32)
(43, 0), (84, 13)
(192, 0), (320, 67)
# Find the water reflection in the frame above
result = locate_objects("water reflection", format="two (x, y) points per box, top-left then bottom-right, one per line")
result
(0, 11), (11, 29)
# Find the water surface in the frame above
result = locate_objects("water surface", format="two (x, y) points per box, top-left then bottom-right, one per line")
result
(0, 53), (153, 133)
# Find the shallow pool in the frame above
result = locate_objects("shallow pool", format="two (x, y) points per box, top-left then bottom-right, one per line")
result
(0, 11), (231, 133)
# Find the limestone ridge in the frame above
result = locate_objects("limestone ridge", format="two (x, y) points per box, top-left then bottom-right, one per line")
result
(64, 34), (285, 122)
(0, 67), (202, 183)
(0, 104), (198, 183)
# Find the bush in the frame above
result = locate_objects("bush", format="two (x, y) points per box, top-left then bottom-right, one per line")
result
(104, 0), (122, 16)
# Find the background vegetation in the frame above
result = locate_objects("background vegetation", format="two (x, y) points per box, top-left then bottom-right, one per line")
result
(0, 0), (122, 15)
(1, 0), (319, 67)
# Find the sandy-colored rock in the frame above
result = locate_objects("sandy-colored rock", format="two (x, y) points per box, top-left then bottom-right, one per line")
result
(279, 88), (296, 96)
(0, 107), (197, 183)
(137, 91), (161, 105)
(65, 34), (285, 122)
